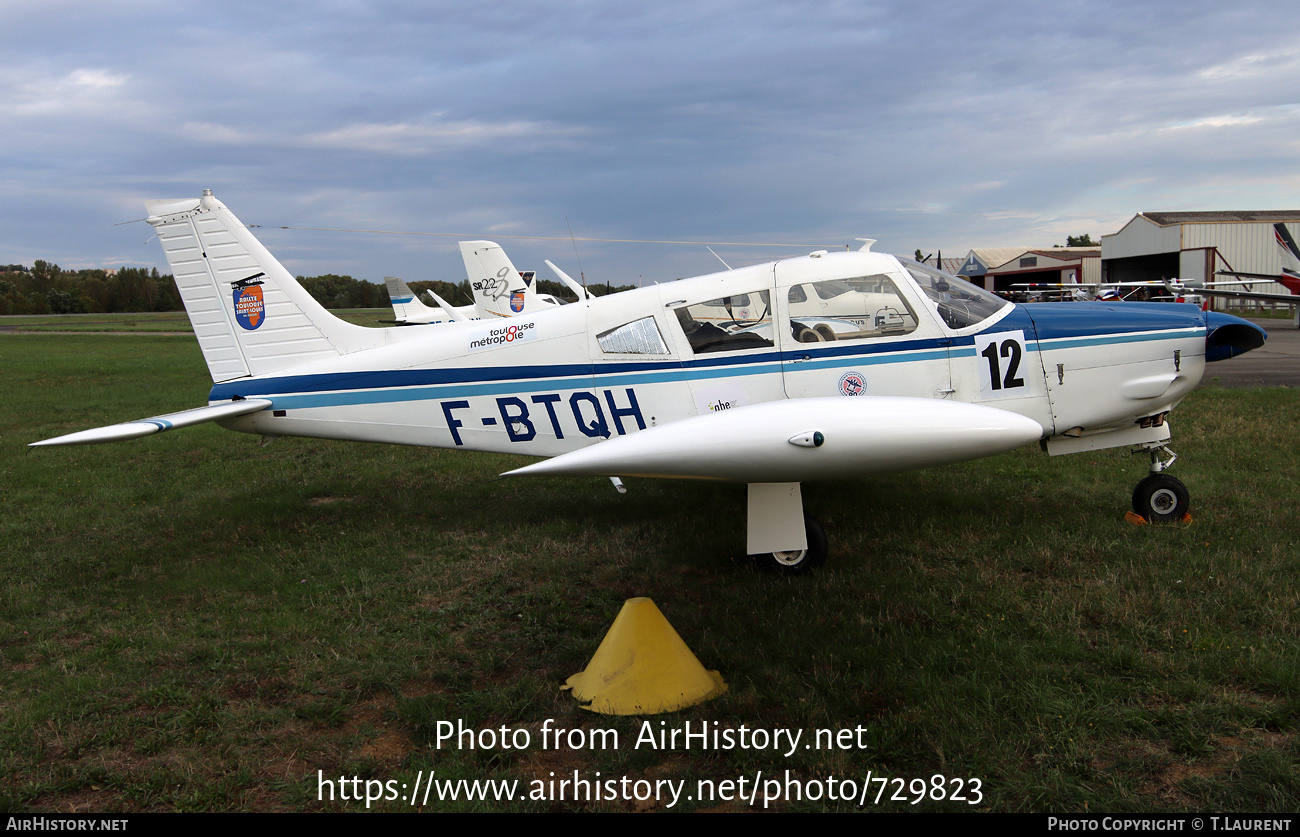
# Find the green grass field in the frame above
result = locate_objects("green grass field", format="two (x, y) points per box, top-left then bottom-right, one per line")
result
(0, 310), (391, 333)
(1, 333), (1297, 812)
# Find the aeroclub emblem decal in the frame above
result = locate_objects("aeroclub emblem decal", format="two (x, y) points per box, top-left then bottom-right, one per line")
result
(510, 291), (526, 313)
(232, 273), (266, 330)
(838, 370), (866, 397)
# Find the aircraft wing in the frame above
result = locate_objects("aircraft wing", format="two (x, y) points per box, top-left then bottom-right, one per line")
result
(503, 396), (1044, 483)
(1177, 283), (1299, 305)
(1214, 270), (1299, 282)
(30, 399), (273, 447)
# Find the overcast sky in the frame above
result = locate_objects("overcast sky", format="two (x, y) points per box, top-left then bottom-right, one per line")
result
(3, 0), (1298, 288)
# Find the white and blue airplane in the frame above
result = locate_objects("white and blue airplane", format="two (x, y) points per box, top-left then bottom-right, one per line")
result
(31, 191), (1268, 571)
(382, 275), (463, 324)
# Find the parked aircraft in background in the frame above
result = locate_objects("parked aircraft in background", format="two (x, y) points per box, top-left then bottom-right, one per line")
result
(1018, 223), (1300, 325)
(1177, 223), (1300, 326)
(459, 240), (565, 318)
(383, 275), (463, 324)
(1012, 281), (1207, 304)
(31, 192), (1267, 572)
(385, 242), (566, 325)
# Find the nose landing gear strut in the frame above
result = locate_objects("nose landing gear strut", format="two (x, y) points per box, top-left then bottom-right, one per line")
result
(1132, 443), (1189, 523)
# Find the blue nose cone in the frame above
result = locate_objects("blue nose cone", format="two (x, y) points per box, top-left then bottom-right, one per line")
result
(1205, 311), (1267, 362)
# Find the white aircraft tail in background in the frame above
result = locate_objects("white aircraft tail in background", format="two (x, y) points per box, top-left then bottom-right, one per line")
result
(460, 240), (563, 318)
(384, 242), (565, 325)
(383, 275), (461, 324)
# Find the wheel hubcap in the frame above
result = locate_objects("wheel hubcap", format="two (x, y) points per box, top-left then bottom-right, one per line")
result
(772, 550), (807, 567)
(1151, 488), (1178, 514)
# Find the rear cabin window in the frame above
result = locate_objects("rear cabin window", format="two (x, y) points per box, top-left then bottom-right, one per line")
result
(597, 317), (670, 355)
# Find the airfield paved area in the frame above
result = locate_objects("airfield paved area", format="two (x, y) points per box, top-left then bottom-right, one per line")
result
(1201, 318), (1300, 388)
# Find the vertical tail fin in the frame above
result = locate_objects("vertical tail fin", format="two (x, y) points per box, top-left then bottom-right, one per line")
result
(459, 240), (534, 318)
(1274, 223), (1300, 276)
(384, 275), (451, 323)
(146, 191), (383, 382)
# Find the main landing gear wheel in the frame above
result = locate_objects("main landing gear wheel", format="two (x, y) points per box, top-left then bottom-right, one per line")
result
(1132, 474), (1190, 523)
(760, 513), (828, 574)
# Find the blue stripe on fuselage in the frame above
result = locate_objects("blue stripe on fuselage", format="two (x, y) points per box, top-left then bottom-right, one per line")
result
(207, 302), (1205, 409)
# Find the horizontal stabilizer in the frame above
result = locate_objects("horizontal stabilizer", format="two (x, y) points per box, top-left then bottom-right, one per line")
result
(31, 399), (272, 447)
(503, 397), (1044, 483)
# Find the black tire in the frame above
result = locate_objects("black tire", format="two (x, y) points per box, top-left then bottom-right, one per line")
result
(1132, 474), (1190, 523)
(759, 513), (829, 574)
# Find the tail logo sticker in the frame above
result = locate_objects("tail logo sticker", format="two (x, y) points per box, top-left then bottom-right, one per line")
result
(510, 291), (526, 313)
(232, 274), (266, 330)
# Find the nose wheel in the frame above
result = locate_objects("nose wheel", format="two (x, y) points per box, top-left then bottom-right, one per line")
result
(1132, 443), (1189, 522)
(1132, 474), (1190, 522)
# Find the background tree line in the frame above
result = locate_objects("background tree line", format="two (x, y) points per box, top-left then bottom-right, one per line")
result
(1, 261), (635, 316)
(0, 261), (182, 315)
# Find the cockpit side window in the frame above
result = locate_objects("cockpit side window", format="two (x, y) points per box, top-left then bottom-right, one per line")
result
(900, 257), (1009, 330)
(675, 290), (774, 354)
(787, 275), (918, 344)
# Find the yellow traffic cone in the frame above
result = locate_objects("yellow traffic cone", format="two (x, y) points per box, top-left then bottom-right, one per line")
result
(563, 597), (727, 715)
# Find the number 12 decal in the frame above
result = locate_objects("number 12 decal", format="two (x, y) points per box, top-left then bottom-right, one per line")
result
(974, 330), (1029, 399)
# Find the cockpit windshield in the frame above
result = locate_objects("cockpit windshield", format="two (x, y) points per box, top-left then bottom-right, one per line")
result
(899, 258), (1009, 330)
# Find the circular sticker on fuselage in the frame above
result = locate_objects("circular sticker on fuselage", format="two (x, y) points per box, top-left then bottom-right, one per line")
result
(838, 370), (866, 396)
